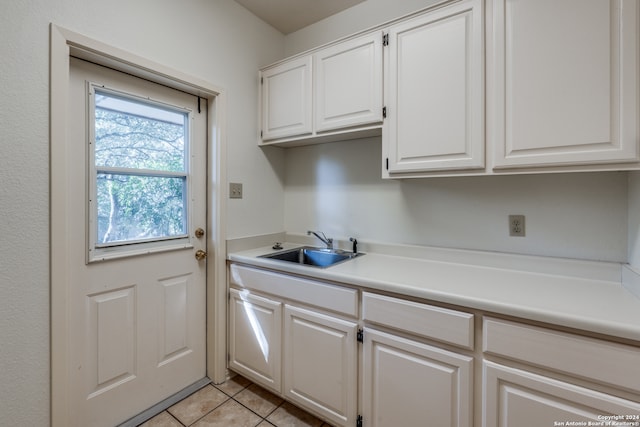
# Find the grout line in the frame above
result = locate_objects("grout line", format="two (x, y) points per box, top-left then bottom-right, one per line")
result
(166, 411), (186, 427)
(184, 396), (232, 426)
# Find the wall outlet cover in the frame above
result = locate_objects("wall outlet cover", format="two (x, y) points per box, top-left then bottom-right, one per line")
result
(509, 215), (525, 237)
(229, 182), (243, 199)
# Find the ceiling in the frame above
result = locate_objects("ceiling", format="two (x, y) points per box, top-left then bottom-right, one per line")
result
(234, 0), (367, 34)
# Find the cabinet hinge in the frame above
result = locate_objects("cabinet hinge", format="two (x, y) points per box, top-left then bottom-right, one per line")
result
(357, 415), (363, 427)
(357, 329), (364, 343)
(383, 33), (389, 46)
(382, 106), (387, 118)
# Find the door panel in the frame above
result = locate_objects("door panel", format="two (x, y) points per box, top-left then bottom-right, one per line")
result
(68, 57), (207, 426)
(385, 0), (484, 173)
(362, 328), (473, 427)
(283, 304), (358, 427)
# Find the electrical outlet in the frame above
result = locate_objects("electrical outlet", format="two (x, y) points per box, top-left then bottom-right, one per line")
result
(509, 215), (525, 237)
(229, 182), (243, 199)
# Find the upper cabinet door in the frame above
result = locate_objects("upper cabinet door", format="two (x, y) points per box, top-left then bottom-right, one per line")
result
(261, 56), (313, 141)
(314, 32), (383, 133)
(491, 0), (639, 168)
(385, 0), (485, 173)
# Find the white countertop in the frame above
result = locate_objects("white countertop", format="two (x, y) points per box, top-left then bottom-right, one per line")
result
(228, 242), (640, 343)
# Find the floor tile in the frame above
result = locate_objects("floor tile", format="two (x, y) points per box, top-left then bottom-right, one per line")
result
(234, 383), (284, 417)
(192, 399), (262, 427)
(213, 373), (252, 397)
(139, 411), (183, 427)
(257, 422), (276, 427)
(168, 385), (229, 426)
(266, 402), (324, 427)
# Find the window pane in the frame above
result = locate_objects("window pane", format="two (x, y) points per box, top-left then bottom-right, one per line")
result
(94, 91), (186, 171)
(97, 174), (187, 244)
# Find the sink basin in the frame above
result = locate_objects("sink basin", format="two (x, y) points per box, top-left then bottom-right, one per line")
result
(260, 246), (362, 268)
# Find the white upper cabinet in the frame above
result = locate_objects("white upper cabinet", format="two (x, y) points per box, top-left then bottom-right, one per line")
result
(260, 56), (313, 141)
(260, 33), (383, 145)
(490, 0), (639, 168)
(314, 32), (383, 133)
(384, 0), (484, 173)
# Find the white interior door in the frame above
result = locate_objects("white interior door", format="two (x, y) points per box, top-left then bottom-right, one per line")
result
(67, 57), (207, 426)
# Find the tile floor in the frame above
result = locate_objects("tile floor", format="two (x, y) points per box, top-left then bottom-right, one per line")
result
(138, 373), (334, 427)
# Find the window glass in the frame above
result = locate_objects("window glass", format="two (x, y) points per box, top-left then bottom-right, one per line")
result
(94, 92), (186, 171)
(91, 87), (190, 250)
(96, 174), (186, 244)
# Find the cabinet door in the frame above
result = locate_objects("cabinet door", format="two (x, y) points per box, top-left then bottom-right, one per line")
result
(362, 328), (473, 427)
(260, 56), (312, 141)
(228, 288), (282, 392)
(283, 305), (358, 427)
(385, 0), (484, 173)
(483, 361), (640, 426)
(491, 0), (639, 168)
(314, 32), (383, 132)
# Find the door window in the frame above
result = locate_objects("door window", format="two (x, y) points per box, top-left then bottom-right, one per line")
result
(88, 84), (193, 261)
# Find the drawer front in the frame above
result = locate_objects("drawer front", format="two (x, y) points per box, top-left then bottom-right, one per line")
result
(483, 317), (640, 393)
(229, 264), (358, 317)
(362, 292), (474, 349)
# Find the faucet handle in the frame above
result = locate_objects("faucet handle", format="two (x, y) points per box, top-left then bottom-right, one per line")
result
(349, 237), (358, 254)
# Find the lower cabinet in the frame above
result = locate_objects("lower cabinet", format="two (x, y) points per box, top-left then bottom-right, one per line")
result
(228, 288), (282, 393)
(361, 328), (473, 427)
(483, 317), (640, 426)
(283, 305), (358, 427)
(483, 361), (640, 427)
(228, 264), (359, 427)
(229, 265), (640, 427)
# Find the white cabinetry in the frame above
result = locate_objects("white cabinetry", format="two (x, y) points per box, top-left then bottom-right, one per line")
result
(228, 288), (281, 392)
(260, 56), (312, 141)
(361, 293), (474, 427)
(314, 32), (383, 133)
(490, 0), (639, 169)
(260, 32), (383, 145)
(483, 318), (640, 425)
(484, 362), (640, 427)
(384, 0), (484, 174)
(283, 305), (358, 427)
(227, 264), (359, 427)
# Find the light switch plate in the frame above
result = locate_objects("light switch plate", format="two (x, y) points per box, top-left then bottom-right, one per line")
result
(229, 182), (243, 199)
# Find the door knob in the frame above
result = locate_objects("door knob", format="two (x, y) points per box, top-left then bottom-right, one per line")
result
(195, 228), (205, 238)
(195, 250), (207, 261)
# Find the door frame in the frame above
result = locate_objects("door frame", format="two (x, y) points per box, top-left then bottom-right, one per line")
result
(50, 24), (228, 427)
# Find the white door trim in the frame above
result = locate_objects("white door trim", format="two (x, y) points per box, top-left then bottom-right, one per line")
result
(50, 24), (228, 427)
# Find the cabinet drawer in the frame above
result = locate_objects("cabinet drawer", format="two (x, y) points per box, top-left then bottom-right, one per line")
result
(483, 317), (640, 393)
(229, 264), (358, 317)
(362, 292), (474, 349)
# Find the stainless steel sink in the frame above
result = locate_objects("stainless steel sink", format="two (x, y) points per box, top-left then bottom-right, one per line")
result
(259, 246), (362, 268)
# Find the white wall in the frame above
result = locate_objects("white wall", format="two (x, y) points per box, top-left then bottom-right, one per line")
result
(281, 0), (630, 263)
(629, 172), (640, 268)
(284, 0), (443, 56)
(284, 139), (628, 262)
(0, 1), (284, 424)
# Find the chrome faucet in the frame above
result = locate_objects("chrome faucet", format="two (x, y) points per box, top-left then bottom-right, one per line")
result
(307, 230), (333, 250)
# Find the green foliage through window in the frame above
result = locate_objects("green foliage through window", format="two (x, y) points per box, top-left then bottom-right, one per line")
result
(93, 90), (189, 245)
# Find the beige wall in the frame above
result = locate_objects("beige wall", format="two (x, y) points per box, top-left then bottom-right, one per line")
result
(0, 1), (284, 424)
